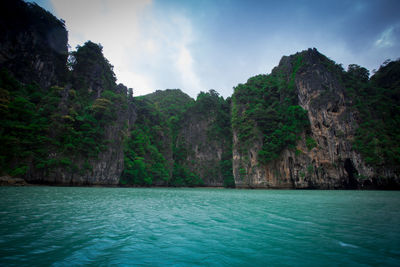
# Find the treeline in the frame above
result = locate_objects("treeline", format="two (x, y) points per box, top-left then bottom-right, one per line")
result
(1, 0), (399, 186)
(345, 60), (400, 169)
(0, 41), (128, 179)
(122, 89), (234, 187)
(232, 49), (400, 173)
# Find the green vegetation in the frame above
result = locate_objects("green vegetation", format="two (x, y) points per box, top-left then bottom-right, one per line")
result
(344, 60), (400, 168)
(139, 89), (194, 118)
(306, 137), (317, 150)
(232, 54), (309, 165)
(183, 90), (234, 187)
(70, 41), (116, 93)
(3, 0), (398, 188)
(122, 89), (234, 187)
(307, 164), (314, 174)
(0, 70), (49, 176)
(121, 98), (170, 185)
(231, 51), (400, 174)
(129, 89), (204, 187)
(171, 139), (204, 187)
(0, 41), (127, 178)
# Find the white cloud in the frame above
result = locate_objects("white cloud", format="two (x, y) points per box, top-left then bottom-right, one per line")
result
(375, 25), (398, 48)
(170, 16), (203, 96)
(50, 0), (202, 97)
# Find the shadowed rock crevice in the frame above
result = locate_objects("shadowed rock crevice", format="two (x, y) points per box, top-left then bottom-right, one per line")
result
(344, 158), (358, 189)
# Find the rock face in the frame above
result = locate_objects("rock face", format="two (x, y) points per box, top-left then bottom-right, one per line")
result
(0, 1), (135, 185)
(1, 1), (398, 188)
(135, 89), (234, 187)
(232, 49), (399, 189)
(0, 176), (28, 186)
(0, 0), (68, 88)
(26, 49), (136, 185)
(30, 83), (136, 185)
(178, 117), (225, 186)
(177, 92), (233, 186)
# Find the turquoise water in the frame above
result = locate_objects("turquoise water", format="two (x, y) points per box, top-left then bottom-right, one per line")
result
(0, 187), (399, 266)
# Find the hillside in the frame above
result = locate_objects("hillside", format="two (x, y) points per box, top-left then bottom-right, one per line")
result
(0, 0), (399, 189)
(232, 49), (400, 189)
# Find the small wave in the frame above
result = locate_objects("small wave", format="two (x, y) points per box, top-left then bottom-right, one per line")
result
(339, 241), (359, 248)
(268, 212), (316, 226)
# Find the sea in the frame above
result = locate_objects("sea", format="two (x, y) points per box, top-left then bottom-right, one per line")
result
(0, 187), (399, 266)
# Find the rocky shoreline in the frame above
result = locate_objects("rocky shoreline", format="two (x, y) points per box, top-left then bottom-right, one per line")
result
(1, 178), (398, 190)
(0, 176), (29, 186)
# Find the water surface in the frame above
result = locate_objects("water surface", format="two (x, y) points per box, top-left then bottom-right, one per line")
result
(0, 187), (399, 266)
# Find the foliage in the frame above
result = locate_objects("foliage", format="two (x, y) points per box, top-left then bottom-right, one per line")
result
(344, 60), (400, 167)
(0, 69), (49, 176)
(186, 90), (232, 142)
(140, 89), (194, 118)
(139, 89), (194, 144)
(1, 0), (235, 186)
(69, 41), (116, 95)
(232, 54), (309, 165)
(125, 89), (234, 187)
(171, 163), (203, 187)
(121, 98), (170, 185)
(38, 44), (127, 174)
(0, 41), (127, 178)
(220, 157), (235, 187)
(9, 0), (399, 188)
(306, 137), (317, 150)
(121, 95), (207, 187)
(183, 90), (234, 187)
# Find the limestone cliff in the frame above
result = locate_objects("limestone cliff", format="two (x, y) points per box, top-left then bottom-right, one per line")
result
(129, 89), (234, 187)
(0, 0), (68, 88)
(176, 90), (234, 187)
(0, 1), (135, 185)
(26, 43), (136, 185)
(1, 0), (398, 188)
(232, 48), (399, 189)
(28, 82), (136, 185)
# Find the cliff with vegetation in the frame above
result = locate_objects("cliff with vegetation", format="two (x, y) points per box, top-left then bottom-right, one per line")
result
(174, 90), (234, 187)
(0, 0), (399, 189)
(121, 89), (233, 187)
(232, 49), (400, 189)
(0, 0), (68, 88)
(0, 0), (134, 185)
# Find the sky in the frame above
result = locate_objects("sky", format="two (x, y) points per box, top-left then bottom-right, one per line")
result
(29, 0), (400, 98)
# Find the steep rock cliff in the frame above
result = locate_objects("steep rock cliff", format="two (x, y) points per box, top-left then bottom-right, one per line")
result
(123, 89), (233, 187)
(121, 95), (172, 186)
(0, 0), (68, 88)
(0, 0), (135, 185)
(26, 43), (136, 185)
(1, 1), (398, 188)
(232, 48), (399, 189)
(176, 90), (234, 187)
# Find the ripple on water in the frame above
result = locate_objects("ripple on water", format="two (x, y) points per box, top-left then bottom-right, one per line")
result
(0, 188), (399, 266)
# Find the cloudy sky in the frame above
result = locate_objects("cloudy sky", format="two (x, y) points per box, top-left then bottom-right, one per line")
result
(30, 0), (400, 98)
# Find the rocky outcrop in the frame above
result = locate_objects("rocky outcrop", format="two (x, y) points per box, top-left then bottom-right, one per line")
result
(1, 1), (398, 188)
(0, 176), (28, 186)
(138, 89), (233, 187)
(0, 1), (135, 185)
(30, 84), (136, 185)
(178, 104), (232, 186)
(179, 118), (224, 186)
(0, 0), (68, 88)
(233, 49), (399, 189)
